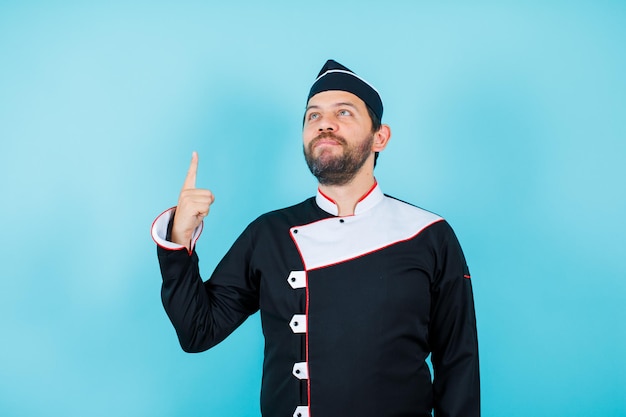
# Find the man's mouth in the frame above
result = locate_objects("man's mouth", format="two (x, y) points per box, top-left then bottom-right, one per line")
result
(311, 133), (346, 149)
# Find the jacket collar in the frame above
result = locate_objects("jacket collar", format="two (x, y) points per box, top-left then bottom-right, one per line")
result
(315, 181), (384, 216)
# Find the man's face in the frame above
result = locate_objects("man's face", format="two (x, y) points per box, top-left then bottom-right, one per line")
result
(303, 90), (375, 186)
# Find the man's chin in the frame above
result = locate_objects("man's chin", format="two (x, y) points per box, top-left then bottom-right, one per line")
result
(311, 156), (342, 171)
(312, 147), (342, 161)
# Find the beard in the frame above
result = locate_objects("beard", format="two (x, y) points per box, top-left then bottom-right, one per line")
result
(304, 131), (374, 186)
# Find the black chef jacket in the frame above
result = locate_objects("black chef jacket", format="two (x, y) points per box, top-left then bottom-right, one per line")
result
(152, 183), (480, 417)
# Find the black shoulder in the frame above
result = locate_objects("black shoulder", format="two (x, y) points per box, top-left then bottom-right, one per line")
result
(252, 197), (329, 228)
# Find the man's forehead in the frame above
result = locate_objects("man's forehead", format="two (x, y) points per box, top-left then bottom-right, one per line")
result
(306, 90), (366, 109)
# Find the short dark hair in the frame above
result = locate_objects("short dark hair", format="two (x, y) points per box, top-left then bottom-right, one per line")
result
(366, 105), (382, 167)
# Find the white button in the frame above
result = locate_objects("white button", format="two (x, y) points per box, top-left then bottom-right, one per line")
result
(293, 406), (309, 417)
(289, 314), (307, 333)
(287, 271), (306, 289)
(292, 362), (309, 379)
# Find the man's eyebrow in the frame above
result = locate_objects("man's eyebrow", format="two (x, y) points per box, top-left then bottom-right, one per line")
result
(335, 102), (358, 109)
(305, 105), (320, 113)
(305, 102), (359, 112)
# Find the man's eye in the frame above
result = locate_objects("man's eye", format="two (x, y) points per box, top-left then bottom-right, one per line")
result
(338, 110), (352, 116)
(309, 113), (320, 120)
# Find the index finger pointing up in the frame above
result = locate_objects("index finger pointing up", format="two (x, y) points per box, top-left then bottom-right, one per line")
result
(182, 151), (198, 190)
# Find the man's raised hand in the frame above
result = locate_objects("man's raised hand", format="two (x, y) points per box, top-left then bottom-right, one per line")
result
(171, 151), (215, 250)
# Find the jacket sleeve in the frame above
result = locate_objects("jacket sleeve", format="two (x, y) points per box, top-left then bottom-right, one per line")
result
(429, 221), (480, 417)
(155, 209), (260, 353)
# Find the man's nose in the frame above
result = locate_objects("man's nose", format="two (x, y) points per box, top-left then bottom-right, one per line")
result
(318, 115), (338, 131)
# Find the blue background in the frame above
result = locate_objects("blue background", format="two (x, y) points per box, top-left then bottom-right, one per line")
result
(1, 1), (625, 416)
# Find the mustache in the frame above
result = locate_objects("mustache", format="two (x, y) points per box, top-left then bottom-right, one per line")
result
(310, 132), (347, 147)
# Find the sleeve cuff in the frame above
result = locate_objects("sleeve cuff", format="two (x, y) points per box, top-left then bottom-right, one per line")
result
(151, 207), (203, 252)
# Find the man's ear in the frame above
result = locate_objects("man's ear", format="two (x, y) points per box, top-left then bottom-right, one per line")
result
(372, 124), (392, 152)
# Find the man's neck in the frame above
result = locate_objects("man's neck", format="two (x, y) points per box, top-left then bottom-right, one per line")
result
(318, 171), (377, 216)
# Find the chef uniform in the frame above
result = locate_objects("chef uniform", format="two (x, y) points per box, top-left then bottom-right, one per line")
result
(152, 60), (480, 417)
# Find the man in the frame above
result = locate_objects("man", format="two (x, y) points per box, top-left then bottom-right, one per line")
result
(151, 59), (480, 417)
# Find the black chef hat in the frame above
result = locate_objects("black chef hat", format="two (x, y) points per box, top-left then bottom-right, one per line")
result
(307, 59), (383, 120)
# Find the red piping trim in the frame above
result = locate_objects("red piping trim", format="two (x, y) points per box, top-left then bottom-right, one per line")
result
(317, 180), (379, 207)
(317, 188), (336, 205)
(289, 228), (311, 412)
(305, 269), (311, 413)
(357, 180), (378, 203)
(151, 206), (175, 236)
(464, 274), (471, 279)
(151, 207), (181, 251)
(150, 206), (203, 256)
